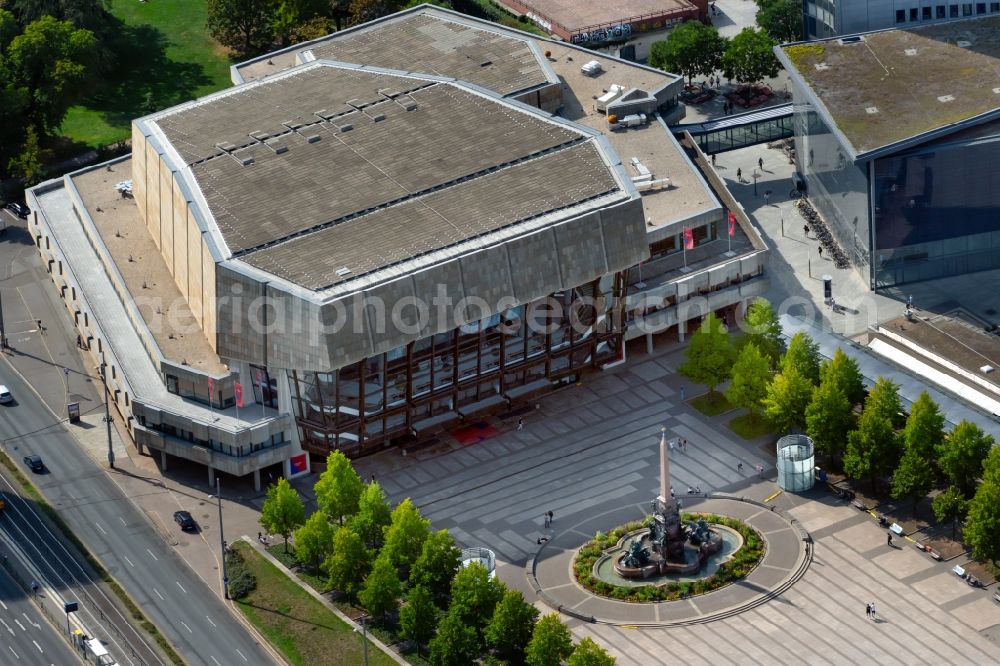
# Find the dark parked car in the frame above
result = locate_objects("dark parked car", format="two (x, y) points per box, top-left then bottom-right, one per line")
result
(23, 455), (43, 473)
(173, 510), (197, 531)
(5, 202), (29, 219)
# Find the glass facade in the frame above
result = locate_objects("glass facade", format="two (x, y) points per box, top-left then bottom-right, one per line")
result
(871, 135), (1000, 287)
(793, 99), (872, 279)
(690, 115), (794, 155)
(290, 277), (627, 457)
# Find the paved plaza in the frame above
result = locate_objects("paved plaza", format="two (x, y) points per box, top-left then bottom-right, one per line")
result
(353, 344), (1000, 665)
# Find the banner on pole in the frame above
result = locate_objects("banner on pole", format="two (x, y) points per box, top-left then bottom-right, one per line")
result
(683, 226), (694, 250)
(235, 383), (244, 409)
(728, 211), (736, 237)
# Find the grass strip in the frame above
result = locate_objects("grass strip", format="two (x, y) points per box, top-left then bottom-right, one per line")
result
(0, 451), (184, 666)
(231, 541), (396, 666)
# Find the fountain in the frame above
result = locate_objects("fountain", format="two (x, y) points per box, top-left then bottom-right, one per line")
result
(609, 428), (729, 580)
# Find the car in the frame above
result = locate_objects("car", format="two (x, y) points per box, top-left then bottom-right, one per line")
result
(173, 510), (197, 531)
(0, 385), (11, 404)
(23, 455), (43, 473)
(5, 202), (28, 219)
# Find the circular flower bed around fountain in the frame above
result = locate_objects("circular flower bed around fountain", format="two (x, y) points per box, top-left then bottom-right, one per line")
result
(573, 513), (765, 603)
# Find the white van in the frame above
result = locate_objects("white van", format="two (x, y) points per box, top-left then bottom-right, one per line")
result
(0, 386), (11, 404)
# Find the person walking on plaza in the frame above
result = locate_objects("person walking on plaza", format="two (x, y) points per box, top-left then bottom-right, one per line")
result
(870, 602), (876, 621)
(887, 533), (893, 547)
(736, 167), (742, 182)
(517, 417), (523, 431)
(758, 157), (764, 170)
(544, 512), (550, 528)
(737, 460), (744, 472)
(547, 510), (554, 526)
(763, 191), (770, 205)
(865, 603), (871, 619)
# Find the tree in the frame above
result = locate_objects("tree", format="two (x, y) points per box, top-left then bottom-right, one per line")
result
(7, 125), (46, 186)
(410, 528), (461, 605)
(359, 552), (402, 620)
(762, 366), (813, 433)
(725, 342), (771, 420)
(781, 332), (821, 385)
(429, 609), (480, 666)
(381, 498), (431, 578)
(756, 0), (803, 43)
(902, 391), (944, 462)
(720, 27), (779, 86)
(891, 449), (934, 511)
(525, 613), (574, 666)
(349, 0), (404, 24)
(449, 562), (504, 636)
(5, 16), (97, 134)
(314, 450), (363, 525)
(399, 585), (438, 656)
(932, 486), (968, 539)
(206, 0), (278, 55)
(844, 383), (903, 491)
(742, 298), (783, 367)
(349, 481), (392, 551)
(678, 313), (734, 394)
(820, 349), (865, 407)
(272, 0), (328, 44)
(10, 0), (109, 32)
(937, 420), (994, 497)
(293, 510), (336, 569)
(864, 377), (904, 428)
(965, 475), (1000, 566)
(568, 637), (616, 666)
(647, 20), (725, 85)
(485, 588), (539, 664)
(805, 381), (854, 462)
(323, 525), (369, 601)
(260, 477), (305, 553)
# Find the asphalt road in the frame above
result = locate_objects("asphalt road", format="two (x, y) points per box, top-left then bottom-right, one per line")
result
(0, 565), (79, 666)
(0, 363), (274, 666)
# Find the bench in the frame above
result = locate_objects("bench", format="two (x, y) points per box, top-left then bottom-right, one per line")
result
(889, 523), (903, 536)
(994, 591), (1000, 603)
(851, 499), (866, 511)
(952, 565), (965, 578)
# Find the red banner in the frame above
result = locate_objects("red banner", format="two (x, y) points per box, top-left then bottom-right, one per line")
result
(207, 378), (215, 400)
(683, 226), (694, 250)
(728, 211), (736, 237)
(235, 383), (244, 408)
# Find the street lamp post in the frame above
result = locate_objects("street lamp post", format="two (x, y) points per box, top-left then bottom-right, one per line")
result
(0, 284), (7, 349)
(359, 614), (369, 666)
(100, 352), (114, 469)
(753, 169), (759, 196)
(214, 477), (229, 599)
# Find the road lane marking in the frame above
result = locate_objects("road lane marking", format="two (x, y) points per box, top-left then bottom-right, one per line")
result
(32, 640), (41, 652)
(13, 619), (24, 631)
(236, 648), (248, 662)
(0, 601), (6, 610)
(175, 581), (187, 594)
(8, 645), (18, 659)
(210, 656), (221, 666)
(1, 618), (12, 634)
(119, 517), (126, 527)
(153, 588), (165, 601)
(21, 614), (38, 629)
(123, 555), (134, 568)
(95, 523), (107, 535)
(180, 621), (192, 634)
(205, 616), (216, 627)
(146, 549), (158, 561)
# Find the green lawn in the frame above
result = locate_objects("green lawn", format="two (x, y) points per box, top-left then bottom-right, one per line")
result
(232, 542), (397, 666)
(690, 391), (735, 417)
(60, 0), (233, 147)
(728, 413), (774, 440)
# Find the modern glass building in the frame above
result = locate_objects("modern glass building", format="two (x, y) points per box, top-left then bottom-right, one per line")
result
(802, 0), (1000, 39)
(777, 16), (1000, 289)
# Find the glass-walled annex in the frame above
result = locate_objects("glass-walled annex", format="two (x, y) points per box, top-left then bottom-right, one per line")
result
(289, 276), (627, 457)
(871, 134), (1000, 288)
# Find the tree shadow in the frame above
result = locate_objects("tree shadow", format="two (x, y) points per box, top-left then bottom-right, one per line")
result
(84, 18), (212, 128)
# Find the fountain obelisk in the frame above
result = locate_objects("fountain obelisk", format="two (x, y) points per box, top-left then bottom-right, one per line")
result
(654, 426), (685, 560)
(657, 426), (674, 511)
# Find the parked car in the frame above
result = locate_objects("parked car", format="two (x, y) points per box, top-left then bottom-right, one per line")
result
(23, 455), (43, 473)
(0, 385), (11, 404)
(173, 510), (197, 531)
(5, 202), (29, 219)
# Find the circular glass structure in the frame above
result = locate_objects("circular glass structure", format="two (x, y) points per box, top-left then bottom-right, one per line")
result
(776, 434), (815, 492)
(460, 547), (496, 579)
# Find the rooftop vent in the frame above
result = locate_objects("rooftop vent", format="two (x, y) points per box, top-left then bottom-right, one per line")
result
(865, 106), (879, 114)
(240, 157), (254, 166)
(838, 35), (864, 45)
(937, 95), (955, 103)
(904, 48), (917, 56)
(264, 139), (289, 154)
(814, 62), (829, 71)
(249, 131), (269, 141)
(304, 135), (321, 144)
(957, 40), (971, 48)
(282, 121), (303, 131)
(335, 267), (352, 277)
(371, 113), (386, 122)
(215, 141), (237, 152)
(338, 123), (354, 133)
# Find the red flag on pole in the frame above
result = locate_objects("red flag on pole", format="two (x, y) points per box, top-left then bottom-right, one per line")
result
(207, 377), (215, 399)
(683, 226), (695, 250)
(235, 382), (244, 408)
(728, 211), (736, 237)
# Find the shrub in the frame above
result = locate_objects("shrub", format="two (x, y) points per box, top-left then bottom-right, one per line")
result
(226, 549), (257, 599)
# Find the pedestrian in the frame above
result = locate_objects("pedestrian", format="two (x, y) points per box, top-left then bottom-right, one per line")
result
(758, 157), (764, 170)
(544, 513), (550, 528)
(737, 460), (744, 472)
(370, 473), (376, 483)
(736, 167), (742, 182)
(548, 510), (554, 525)
(31, 581), (38, 596)
(711, 153), (716, 167)
(887, 533), (892, 547)
(258, 531), (263, 542)
(763, 191), (770, 205)
(803, 224), (809, 236)
(870, 602), (876, 620)
(681, 438), (687, 452)
(818, 246), (823, 257)
(669, 439), (675, 452)
(680, 386), (685, 401)
(865, 603), (871, 619)
(670, 486), (675, 498)
(517, 417), (523, 431)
